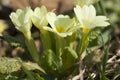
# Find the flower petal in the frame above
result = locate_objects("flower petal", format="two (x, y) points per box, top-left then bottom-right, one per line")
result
(43, 26), (54, 32)
(46, 12), (56, 30)
(9, 7), (33, 33)
(32, 6), (48, 29)
(74, 5), (109, 29)
(95, 16), (110, 27)
(89, 5), (96, 18)
(55, 17), (74, 31)
(74, 5), (83, 24)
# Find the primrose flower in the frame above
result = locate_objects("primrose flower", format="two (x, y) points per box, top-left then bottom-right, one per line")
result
(75, 0), (99, 7)
(32, 6), (48, 30)
(9, 7), (33, 37)
(10, 7), (39, 62)
(43, 12), (77, 37)
(74, 5), (110, 33)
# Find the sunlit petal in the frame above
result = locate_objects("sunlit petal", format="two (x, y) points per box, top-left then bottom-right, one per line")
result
(74, 5), (110, 30)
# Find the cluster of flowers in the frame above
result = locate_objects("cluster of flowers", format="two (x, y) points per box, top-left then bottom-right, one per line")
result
(10, 1), (109, 38)
(9, 0), (110, 63)
(8, 0), (111, 77)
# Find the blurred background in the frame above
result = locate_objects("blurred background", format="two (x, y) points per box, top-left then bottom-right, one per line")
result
(0, 0), (120, 79)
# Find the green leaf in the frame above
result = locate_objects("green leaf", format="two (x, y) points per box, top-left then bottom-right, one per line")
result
(0, 74), (18, 80)
(23, 62), (46, 74)
(89, 28), (102, 42)
(98, 30), (111, 46)
(0, 57), (45, 74)
(35, 73), (45, 80)
(88, 28), (112, 51)
(40, 50), (62, 75)
(21, 66), (35, 80)
(102, 47), (109, 73)
(65, 32), (77, 48)
(0, 57), (21, 74)
(0, 35), (25, 48)
(62, 47), (78, 70)
(18, 59), (45, 80)
(100, 73), (109, 80)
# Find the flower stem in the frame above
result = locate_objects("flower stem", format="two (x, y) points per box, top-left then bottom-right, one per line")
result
(40, 29), (52, 50)
(55, 35), (64, 70)
(76, 29), (90, 57)
(55, 35), (65, 56)
(24, 31), (39, 62)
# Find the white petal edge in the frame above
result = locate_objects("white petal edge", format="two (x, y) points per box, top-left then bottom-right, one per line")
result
(46, 12), (56, 30)
(95, 16), (110, 27)
(74, 5), (83, 24)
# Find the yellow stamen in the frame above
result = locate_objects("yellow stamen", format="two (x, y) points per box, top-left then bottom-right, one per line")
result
(81, 25), (90, 34)
(56, 27), (65, 33)
(83, 28), (90, 34)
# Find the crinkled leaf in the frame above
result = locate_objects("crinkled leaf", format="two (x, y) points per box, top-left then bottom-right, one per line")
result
(89, 28), (102, 41)
(0, 57), (21, 74)
(23, 62), (46, 74)
(0, 57), (45, 74)
(88, 28), (112, 51)
(40, 49), (62, 74)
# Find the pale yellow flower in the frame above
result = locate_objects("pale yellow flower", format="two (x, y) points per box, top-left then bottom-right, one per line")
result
(43, 12), (77, 37)
(74, 5), (110, 33)
(32, 6), (48, 30)
(9, 7), (33, 36)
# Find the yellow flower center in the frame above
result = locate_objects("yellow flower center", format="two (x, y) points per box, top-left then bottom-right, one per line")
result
(56, 27), (65, 33)
(81, 25), (90, 34)
(83, 28), (90, 33)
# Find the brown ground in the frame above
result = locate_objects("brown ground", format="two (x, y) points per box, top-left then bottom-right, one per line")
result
(2, 0), (74, 14)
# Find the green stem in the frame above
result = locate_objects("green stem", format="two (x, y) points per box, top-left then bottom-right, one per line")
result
(24, 31), (39, 62)
(55, 35), (64, 71)
(55, 35), (65, 56)
(65, 33), (76, 49)
(76, 31), (89, 57)
(40, 29), (52, 50)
